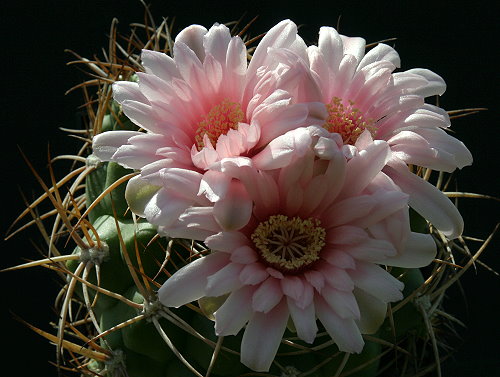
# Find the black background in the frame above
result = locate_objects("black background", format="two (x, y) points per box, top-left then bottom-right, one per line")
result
(1, 1), (498, 376)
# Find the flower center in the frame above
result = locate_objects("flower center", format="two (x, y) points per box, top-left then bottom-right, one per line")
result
(194, 99), (244, 150)
(251, 215), (326, 273)
(323, 97), (375, 144)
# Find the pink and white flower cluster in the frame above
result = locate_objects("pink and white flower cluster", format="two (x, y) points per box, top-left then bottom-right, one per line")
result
(92, 20), (472, 372)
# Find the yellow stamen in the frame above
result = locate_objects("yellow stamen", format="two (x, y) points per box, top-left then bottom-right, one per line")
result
(323, 97), (375, 144)
(194, 99), (244, 150)
(251, 215), (326, 272)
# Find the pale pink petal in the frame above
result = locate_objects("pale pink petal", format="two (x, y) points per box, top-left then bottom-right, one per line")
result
(164, 207), (220, 240)
(153, 168), (204, 200)
(213, 180), (252, 231)
(315, 295), (364, 353)
(358, 43), (400, 70)
(205, 231), (250, 252)
(321, 249), (356, 270)
(351, 190), (409, 228)
(240, 298), (289, 372)
(202, 23), (232, 64)
(385, 159), (464, 238)
(353, 288), (387, 334)
(230, 246), (259, 264)
(340, 35), (366, 64)
(317, 262), (355, 291)
(252, 127), (313, 170)
(173, 41), (206, 89)
(239, 263), (269, 285)
(198, 170), (231, 202)
(341, 238), (397, 262)
(405, 68), (446, 97)
(137, 72), (174, 104)
(254, 100), (311, 148)
(267, 268), (284, 279)
(224, 37), (247, 96)
(191, 144), (219, 170)
(246, 19), (299, 81)
(304, 270), (325, 293)
(201, 53), (223, 94)
(318, 27), (343, 72)
(158, 252), (230, 307)
(326, 225), (369, 245)
(411, 127), (473, 170)
(382, 232), (436, 268)
(332, 54), (358, 97)
(120, 100), (160, 133)
(280, 276), (304, 303)
(112, 81), (149, 104)
(322, 195), (376, 228)
(287, 297), (318, 344)
(92, 130), (143, 162)
(338, 140), (391, 199)
(174, 24), (207, 61)
(239, 168), (280, 220)
(141, 49), (182, 82)
(349, 263), (404, 303)
(321, 286), (360, 319)
(252, 278), (283, 313)
(206, 262), (245, 297)
(142, 189), (194, 228)
(124, 176), (160, 217)
(366, 211), (409, 254)
(214, 286), (256, 336)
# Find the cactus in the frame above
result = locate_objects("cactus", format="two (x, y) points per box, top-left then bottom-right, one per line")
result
(4, 8), (497, 377)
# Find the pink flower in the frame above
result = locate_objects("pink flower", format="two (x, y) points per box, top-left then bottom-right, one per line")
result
(92, 20), (325, 226)
(158, 129), (436, 372)
(277, 26), (472, 238)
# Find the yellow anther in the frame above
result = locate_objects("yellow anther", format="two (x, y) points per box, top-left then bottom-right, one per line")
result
(251, 215), (326, 272)
(194, 99), (244, 150)
(323, 97), (375, 145)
